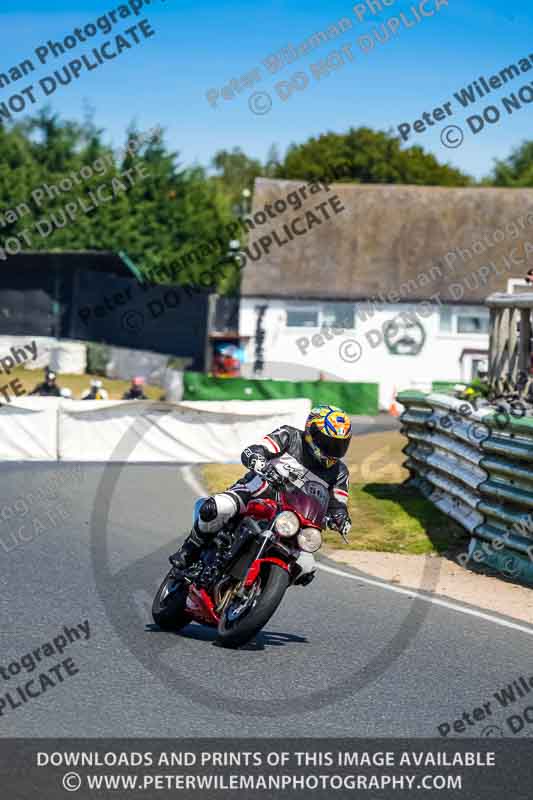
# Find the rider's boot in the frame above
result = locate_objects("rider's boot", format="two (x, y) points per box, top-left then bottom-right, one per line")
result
(169, 495), (235, 571)
(169, 526), (205, 571)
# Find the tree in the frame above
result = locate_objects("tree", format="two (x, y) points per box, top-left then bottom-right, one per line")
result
(278, 127), (471, 186)
(211, 147), (263, 209)
(0, 111), (238, 292)
(488, 141), (533, 186)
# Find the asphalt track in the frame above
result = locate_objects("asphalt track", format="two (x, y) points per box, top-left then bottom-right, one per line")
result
(1, 453), (533, 739)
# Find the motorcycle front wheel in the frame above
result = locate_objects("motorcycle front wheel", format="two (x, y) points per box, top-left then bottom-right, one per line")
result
(216, 564), (290, 648)
(152, 569), (191, 631)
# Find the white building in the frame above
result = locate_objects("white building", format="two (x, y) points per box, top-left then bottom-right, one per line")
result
(239, 181), (533, 409)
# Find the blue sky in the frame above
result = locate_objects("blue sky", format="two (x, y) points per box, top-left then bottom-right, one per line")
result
(0, 0), (531, 179)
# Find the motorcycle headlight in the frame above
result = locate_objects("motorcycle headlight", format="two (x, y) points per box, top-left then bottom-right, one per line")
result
(297, 527), (322, 553)
(274, 511), (300, 538)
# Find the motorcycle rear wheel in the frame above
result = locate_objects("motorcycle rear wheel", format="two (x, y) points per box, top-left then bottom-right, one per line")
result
(152, 569), (191, 631)
(216, 565), (289, 648)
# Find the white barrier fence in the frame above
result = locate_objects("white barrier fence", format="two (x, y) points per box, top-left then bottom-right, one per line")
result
(0, 337), (87, 373)
(0, 398), (312, 463)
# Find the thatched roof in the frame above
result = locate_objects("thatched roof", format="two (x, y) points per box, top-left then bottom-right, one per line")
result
(241, 180), (533, 303)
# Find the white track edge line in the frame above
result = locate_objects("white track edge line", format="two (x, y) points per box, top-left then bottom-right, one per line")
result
(317, 562), (533, 636)
(181, 465), (208, 499)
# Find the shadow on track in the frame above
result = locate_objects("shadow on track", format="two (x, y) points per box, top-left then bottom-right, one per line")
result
(146, 623), (308, 650)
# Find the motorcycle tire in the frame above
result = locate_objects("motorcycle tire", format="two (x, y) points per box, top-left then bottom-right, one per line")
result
(152, 569), (191, 631)
(216, 564), (289, 648)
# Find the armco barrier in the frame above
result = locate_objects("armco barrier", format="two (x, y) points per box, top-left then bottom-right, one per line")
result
(398, 390), (533, 585)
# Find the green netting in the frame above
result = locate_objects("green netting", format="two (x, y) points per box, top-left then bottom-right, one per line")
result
(183, 373), (379, 415)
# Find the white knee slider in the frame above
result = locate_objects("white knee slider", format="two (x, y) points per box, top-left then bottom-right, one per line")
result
(197, 493), (239, 534)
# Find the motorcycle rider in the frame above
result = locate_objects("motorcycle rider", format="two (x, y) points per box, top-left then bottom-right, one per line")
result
(170, 404), (352, 579)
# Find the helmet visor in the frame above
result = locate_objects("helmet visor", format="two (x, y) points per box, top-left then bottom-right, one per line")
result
(311, 424), (351, 459)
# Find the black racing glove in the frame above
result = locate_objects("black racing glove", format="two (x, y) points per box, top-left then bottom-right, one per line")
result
(329, 509), (352, 537)
(262, 463), (285, 489)
(242, 446), (268, 474)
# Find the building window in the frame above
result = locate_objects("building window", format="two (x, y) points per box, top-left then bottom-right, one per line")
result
(286, 304), (355, 329)
(456, 310), (489, 334)
(286, 308), (319, 327)
(322, 303), (355, 329)
(439, 305), (489, 335)
(439, 307), (453, 333)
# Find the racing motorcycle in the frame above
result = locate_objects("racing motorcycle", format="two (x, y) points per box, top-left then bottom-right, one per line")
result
(152, 454), (346, 648)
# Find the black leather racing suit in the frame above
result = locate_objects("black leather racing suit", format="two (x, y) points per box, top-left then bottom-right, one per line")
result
(176, 426), (350, 565)
(236, 425), (350, 516)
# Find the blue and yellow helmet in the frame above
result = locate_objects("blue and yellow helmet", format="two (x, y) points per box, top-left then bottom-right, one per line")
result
(304, 404), (352, 467)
